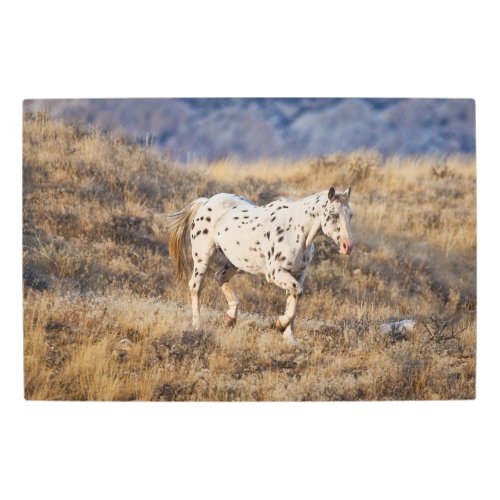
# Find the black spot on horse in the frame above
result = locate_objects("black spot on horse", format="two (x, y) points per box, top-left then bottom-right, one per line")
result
(207, 207), (212, 211)
(278, 236), (284, 242)
(203, 229), (208, 234)
(234, 216), (239, 220)
(206, 217), (211, 222)
(271, 216), (276, 222)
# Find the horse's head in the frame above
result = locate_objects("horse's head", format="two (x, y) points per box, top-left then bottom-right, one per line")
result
(320, 186), (354, 255)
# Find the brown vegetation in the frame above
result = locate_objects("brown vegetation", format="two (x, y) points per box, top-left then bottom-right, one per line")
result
(23, 112), (476, 400)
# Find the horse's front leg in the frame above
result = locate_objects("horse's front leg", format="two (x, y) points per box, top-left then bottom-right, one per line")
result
(272, 268), (304, 344)
(277, 294), (300, 344)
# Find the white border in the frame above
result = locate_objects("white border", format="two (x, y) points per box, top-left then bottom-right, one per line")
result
(2, 2), (498, 499)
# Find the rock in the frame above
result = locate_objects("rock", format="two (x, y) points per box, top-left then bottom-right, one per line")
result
(115, 338), (134, 350)
(379, 320), (416, 333)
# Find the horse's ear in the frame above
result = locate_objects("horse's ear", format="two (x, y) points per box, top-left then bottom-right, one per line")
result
(347, 185), (352, 199)
(328, 187), (336, 201)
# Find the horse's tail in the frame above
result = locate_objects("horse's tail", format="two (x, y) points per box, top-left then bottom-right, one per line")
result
(166, 197), (208, 281)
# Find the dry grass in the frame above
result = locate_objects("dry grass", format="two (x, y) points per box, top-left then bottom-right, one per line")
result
(23, 111), (476, 400)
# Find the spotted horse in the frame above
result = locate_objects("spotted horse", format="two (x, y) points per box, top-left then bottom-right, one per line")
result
(166, 187), (354, 344)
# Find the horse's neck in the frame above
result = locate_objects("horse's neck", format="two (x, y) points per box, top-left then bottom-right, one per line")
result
(299, 191), (327, 247)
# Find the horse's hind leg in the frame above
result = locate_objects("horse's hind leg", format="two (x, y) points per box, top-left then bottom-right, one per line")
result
(189, 243), (215, 330)
(214, 259), (239, 327)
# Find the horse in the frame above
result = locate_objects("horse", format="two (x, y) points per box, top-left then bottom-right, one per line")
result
(166, 186), (354, 343)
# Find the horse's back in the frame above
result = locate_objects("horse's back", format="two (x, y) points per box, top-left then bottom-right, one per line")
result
(196, 193), (255, 222)
(208, 192), (255, 209)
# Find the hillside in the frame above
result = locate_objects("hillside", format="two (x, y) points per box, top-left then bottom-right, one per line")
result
(24, 98), (475, 161)
(23, 112), (476, 401)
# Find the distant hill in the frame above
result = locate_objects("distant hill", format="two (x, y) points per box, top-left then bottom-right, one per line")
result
(24, 98), (475, 161)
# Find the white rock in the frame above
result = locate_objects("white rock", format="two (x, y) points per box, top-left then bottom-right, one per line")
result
(379, 320), (416, 333)
(115, 338), (134, 350)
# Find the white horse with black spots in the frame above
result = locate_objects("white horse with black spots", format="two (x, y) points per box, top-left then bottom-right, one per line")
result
(167, 186), (354, 344)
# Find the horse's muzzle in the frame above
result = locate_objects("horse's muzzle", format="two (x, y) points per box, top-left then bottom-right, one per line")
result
(339, 239), (354, 255)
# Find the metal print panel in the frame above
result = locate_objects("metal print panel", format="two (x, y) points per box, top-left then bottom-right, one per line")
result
(23, 98), (476, 401)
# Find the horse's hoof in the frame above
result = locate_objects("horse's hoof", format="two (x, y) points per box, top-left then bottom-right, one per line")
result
(275, 319), (286, 332)
(224, 313), (236, 327)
